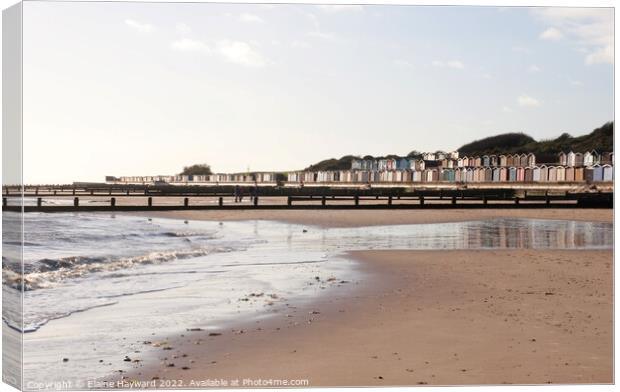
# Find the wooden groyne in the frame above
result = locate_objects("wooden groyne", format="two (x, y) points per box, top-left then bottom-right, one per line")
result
(1, 186), (613, 212)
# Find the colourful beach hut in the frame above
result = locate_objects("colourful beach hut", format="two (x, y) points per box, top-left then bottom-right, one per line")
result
(556, 166), (566, 182)
(548, 166), (557, 182)
(602, 164), (613, 181)
(508, 167), (517, 182)
(539, 165), (548, 182)
(574, 167), (584, 182)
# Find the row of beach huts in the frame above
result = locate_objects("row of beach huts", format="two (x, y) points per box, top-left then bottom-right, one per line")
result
(106, 151), (614, 186)
(350, 151), (613, 171)
(287, 164), (613, 184)
(107, 172), (278, 185)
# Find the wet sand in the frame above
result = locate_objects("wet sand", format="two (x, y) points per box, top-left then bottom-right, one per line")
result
(118, 248), (613, 386)
(124, 208), (612, 228)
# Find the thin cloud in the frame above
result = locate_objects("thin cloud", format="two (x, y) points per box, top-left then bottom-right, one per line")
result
(393, 59), (413, 68)
(239, 13), (264, 23)
(216, 40), (269, 67)
(176, 23), (191, 34)
(171, 38), (211, 53)
(569, 79), (584, 87)
(528, 64), (542, 73)
(539, 27), (563, 41)
(125, 19), (154, 33)
(291, 40), (311, 49)
(532, 8), (613, 65)
(432, 60), (464, 69)
(517, 94), (541, 107)
(502, 106), (513, 113)
(306, 13), (339, 42)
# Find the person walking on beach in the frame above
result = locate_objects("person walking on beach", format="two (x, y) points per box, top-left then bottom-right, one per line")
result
(234, 185), (240, 203)
(238, 186), (244, 203)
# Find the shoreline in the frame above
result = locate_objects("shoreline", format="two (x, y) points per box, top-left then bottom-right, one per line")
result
(115, 247), (613, 386)
(121, 208), (613, 228)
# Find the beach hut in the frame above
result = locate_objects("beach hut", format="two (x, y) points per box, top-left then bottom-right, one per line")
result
(565, 167), (575, 182)
(574, 167), (584, 182)
(600, 152), (613, 165)
(584, 151), (599, 166)
(539, 165), (548, 182)
(574, 153), (584, 167)
(500, 167), (508, 182)
(517, 167), (525, 182)
(566, 152), (575, 167)
(556, 166), (566, 182)
(524, 167), (533, 182)
(526, 153), (536, 167)
(592, 165), (603, 182)
(424, 170), (432, 183)
(442, 169), (455, 182)
(483, 167), (491, 182)
(548, 166), (557, 182)
(482, 155), (490, 167)
(396, 158), (409, 170)
(472, 168), (480, 182)
(584, 167), (594, 182)
(602, 165), (613, 181)
(490, 155), (498, 167)
(457, 158), (464, 168)
(558, 152), (568, 166)
(533, 166), (541, 182)
(499, 155), (507, 167)
(519, 154), (528, 167)
(508, 167), (517, 182)
(473, 157), (482, 167)
(492, 168), (500, 182)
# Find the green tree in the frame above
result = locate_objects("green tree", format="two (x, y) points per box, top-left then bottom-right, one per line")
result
(179, 164), (213, 176)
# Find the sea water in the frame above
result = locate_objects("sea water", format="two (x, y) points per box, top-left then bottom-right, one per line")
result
(1, 212), (613, 387)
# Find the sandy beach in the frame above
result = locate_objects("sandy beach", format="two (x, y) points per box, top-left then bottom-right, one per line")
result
(124, 207), (613, 228)
(109, 209), (613, 387)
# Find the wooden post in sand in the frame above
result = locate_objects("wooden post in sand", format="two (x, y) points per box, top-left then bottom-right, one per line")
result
(287, 196), (292, 206)
(218, 197), (223, 207)
(545, 191), (550, 206)
(388, 195), (392, 206)
(452, 196), (457, 205)
(74, 197), (79, 207)
(148, 197), (153, 207)
(111, 197), (116, 207)
(419, 195), (424, 205)
(253, 196), (258, 206)
(354, 195), (359, 206)
(184, 197), (189, 208)
(37, 198), (42, 207)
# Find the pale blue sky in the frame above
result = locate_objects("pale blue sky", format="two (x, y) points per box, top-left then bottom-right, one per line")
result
(22, 2), (613, 183)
